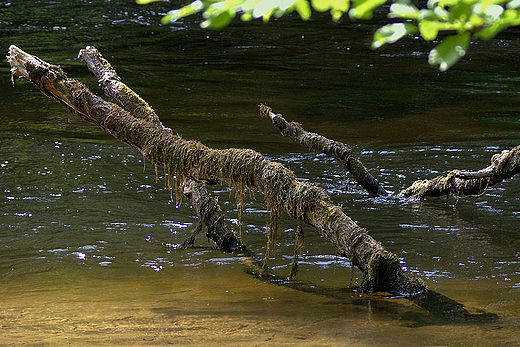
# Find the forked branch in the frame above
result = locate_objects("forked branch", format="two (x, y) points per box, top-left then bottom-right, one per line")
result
(259, 104), (519, 201)
(259, 104), (388, 197)
(7, 45), (425, 296)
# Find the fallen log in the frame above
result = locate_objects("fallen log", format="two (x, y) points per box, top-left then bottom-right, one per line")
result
(75, 46), (242, 252)
(7, 45), (425, 295)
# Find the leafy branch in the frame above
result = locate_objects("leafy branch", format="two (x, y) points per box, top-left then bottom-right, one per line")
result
(137, 0), (520, 70)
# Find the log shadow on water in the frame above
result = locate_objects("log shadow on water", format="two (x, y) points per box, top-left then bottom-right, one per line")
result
(240, 254), (499, 327)
(158, 239), (498, 328)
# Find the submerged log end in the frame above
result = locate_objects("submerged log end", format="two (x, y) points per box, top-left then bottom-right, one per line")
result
(360, 251), (426, 296)
(206, 225), (244, 253)
(258, 103), (272, 118)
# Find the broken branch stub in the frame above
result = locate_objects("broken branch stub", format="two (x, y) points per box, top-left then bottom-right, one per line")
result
(7, 45), (426, 296)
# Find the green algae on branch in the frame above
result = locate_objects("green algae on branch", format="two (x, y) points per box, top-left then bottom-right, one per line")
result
(7, 45), (426, 296)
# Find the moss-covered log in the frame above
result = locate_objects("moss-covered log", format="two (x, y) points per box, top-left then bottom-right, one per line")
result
(259, 104), (388, 197)
(7, 45), (425, 296)
(79, 46), (243, 252)
(398, 146), (520, 199)
(76, 46), (243, 251)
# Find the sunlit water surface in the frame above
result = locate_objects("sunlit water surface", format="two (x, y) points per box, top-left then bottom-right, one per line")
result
(0, 1), (519, 346)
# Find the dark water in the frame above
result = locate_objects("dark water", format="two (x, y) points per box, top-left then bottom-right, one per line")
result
(1, 1), (519, 345)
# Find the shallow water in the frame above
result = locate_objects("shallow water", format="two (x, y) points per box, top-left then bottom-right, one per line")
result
(1, 1), (519, 346)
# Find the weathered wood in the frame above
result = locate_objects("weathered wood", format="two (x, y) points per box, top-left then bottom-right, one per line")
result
(259, 104), (388, 197)
(7, 45), (426, 296)
(397, 146), (520, 199)
(77, 46), (165, 129)
(258, 104), (518, 201)
(183, 179), (243, 252)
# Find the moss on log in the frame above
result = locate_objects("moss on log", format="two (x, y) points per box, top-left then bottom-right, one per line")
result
(398, 146), (520, 199)
(7, 45), (426, 296)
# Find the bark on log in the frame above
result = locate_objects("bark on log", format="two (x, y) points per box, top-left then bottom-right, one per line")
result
(183, 179), (243, 252)
(7, 45), (425, 296)
(259, 104), (388, 197)
(397, 146), (520, 199)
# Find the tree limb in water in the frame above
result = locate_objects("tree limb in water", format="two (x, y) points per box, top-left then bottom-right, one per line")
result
(259, 104), (519, 201)
(397, 146), (520, 200)
(75, 46), (242, 252)
(259, 104), (388, 197)
(7, 45), (425, 296)
(182, 179), (243, 252)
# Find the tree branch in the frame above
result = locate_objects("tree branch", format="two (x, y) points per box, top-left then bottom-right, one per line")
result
(257, 104), (518, 201)
(259, 104), (388, 197)
(77, 46), (166, 130)
(183, 179), (243, 252)
(398, 146), (520, 200)
(7, 45), (425, 296)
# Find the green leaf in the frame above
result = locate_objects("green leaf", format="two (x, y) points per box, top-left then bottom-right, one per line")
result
(295, 0), (312, 19)
(428, 32), (471, 71)
(350, 0), (388, 19)
(241, 12), (253, 21)
(160, 0), (204, 23)
(484, 4), (505, 23)
(418, 19), (442, 40)
(312, 0), (335, 11)
(253, 0), (277, 18)
(136, 0), (162, 4)
(418, 19), (462, 40)
(477, 8), (520, 38)
(389, 2), (419, 19)
(507, 0), (520, 9)
(312, 0), (349, 18)
(372, 22), (417, 48)
(331, 0), (350, 11)
(447, 1), (473, 22)
(202, 10), (236, 29)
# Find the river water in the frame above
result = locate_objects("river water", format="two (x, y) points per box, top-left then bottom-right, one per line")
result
(0, 1), (519, 346)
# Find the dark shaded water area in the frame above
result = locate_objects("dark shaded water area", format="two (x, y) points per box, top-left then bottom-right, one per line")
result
(0, 1), (519, 345)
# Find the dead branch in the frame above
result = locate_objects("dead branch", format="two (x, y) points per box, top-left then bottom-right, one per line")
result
(397, 146), (520, 199)
(183, 179), (243, 252)
(258, 104), (518, 201)
(259, 104), (388, 197)
(7, 45), (425, 296)
(78, 46), (165, 129)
